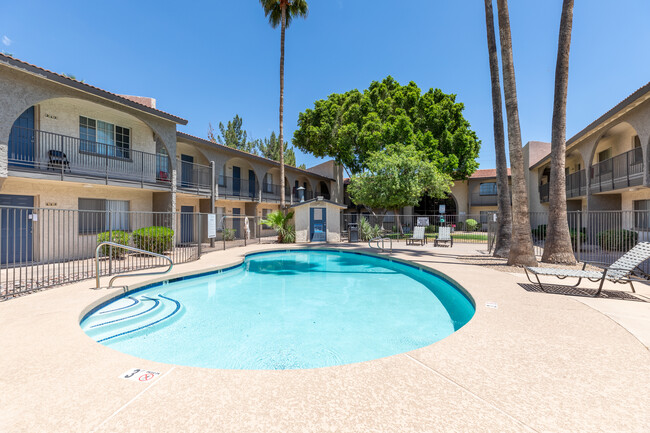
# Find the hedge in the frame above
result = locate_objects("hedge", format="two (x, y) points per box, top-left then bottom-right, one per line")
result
(465, 219), (478, 232)
(597, 229), (638, 251)
(132, 226), (174, 254)
(96, 230), (130, 258)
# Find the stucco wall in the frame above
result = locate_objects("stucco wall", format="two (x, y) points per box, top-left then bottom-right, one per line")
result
(293, 201), (343, 243)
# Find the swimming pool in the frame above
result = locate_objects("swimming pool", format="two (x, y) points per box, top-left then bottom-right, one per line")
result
(81, 250), (475, 370)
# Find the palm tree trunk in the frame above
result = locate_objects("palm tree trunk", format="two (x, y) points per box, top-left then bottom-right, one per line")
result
(496, 0), (537, 267)
(278, 5), (287, 209)
(484, 0), (512, 258)
(542, 0), (576, 264)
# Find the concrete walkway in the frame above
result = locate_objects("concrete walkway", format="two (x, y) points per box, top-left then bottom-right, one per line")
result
(0, 242), (648, 432)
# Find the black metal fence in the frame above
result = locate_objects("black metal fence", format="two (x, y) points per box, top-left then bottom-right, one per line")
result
(491, 210), (650, 272)
(0, 206), (278, 300)
(341, 213), (494, 244)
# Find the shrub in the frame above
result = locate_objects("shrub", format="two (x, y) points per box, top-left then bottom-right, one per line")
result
(465, 219), (478, 232)
(97, 230), (130, 258)
(425, 225), (436, 234)
(132, 226), (174, 254)
(456, 221), (465, 231)
(222, 228), (236, 241)
(359, 218), (382, 241)
(597, 229), (638, 251)
(283, 225), (296, 243)
(259, 210), (295, 243)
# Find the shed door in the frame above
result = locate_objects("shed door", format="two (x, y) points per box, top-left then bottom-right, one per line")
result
(310, 207), (327, 242)
(0, 194), (34, 265)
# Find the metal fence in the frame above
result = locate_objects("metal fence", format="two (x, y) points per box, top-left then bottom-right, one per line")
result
(491, 210), (650, 273)
(341, 213), (494, 244)
(0, 206), (278, 300)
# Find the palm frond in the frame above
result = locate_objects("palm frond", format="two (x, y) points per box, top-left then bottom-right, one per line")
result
(259, 0), (308, 29)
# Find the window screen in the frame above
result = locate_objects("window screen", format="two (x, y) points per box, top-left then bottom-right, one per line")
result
(479, 182), (497, 196)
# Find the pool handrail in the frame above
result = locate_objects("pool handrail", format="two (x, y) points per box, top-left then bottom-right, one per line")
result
(95, 241), (173, 289)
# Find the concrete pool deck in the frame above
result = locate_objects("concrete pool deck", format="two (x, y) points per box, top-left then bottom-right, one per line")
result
(1, 243), (649, 432)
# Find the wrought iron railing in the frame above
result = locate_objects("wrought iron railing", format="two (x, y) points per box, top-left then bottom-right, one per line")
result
(7, 125), (172, 187)
(590, 148), (643, 193)
(176, 158), (212, 194)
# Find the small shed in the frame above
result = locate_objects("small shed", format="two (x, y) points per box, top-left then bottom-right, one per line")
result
(291, 198), (346, 243)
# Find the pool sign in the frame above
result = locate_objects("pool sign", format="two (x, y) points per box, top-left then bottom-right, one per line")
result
(207, 213), (217, 239)
(439, 204), (446, 214)
(119, 368), (161, 383)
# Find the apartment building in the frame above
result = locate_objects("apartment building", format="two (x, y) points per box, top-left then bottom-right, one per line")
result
(0, 54), (340, 262)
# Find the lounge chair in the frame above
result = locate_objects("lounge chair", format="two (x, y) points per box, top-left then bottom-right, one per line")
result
(406, 226), (426, 246)
(47, 150), (70, 172)
(524, 242), (650, 297)
(434, 226), (453, 247)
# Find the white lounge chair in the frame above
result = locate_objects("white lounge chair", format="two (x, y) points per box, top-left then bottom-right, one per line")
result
(406, 226), (426, 246)
(434, 226), (453, 247)
(524, 242), (650, 297)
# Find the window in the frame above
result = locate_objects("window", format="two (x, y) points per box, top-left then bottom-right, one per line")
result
(634, 200), (650, 230)
(479, 211), (491, 224)
(479, 182), (497, 196)
(263, 174), (274, 193)
(156, 147), (170, 182)
(632, 136), (642, 165)
(78, 198), (130, 234)
(79, 116), (130, 159)
(598, 148), (611, 163)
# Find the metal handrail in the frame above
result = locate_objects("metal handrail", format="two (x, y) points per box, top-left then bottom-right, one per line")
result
(95, 241), (173, 289)
(368, 236), (392, 253)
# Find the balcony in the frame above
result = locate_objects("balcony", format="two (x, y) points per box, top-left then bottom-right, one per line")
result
(590, 148), (643, 193)
(7, 126), (171, 189)
(539, 169), (586, 203)
(566, 169), (587, 198)
(176, 159), (212, 194)
(218, 176), (258, 200)
(470, 193), (498, 206)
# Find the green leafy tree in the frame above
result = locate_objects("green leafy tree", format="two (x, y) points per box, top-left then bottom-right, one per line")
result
(256, 131), (298, 167)
(260, 0), (309, 208)
(347, 144), (453, 233)
(293, 76), (480, 178)
(208, 115), (257, 154)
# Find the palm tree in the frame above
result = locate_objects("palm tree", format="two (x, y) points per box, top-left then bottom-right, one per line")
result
(260, 210), (296, 243)
(484, 0), (512, 258)
(260, 0), (309, 209)
(542, 0), (576, 264)
(496, 0), (537, 266)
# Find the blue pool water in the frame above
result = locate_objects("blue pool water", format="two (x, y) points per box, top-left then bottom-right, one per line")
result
(81, 250), (475, 370)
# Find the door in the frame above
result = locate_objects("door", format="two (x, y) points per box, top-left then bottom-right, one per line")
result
(180, 205), (194, 244)
(232, 208), (241, 238)
(232, 166), (241, 196)
(0, 194), (34, 265)
(248, 170), (256, 198)
(310, 207), (327, 242)
(181, 154), (194, 188)
(8, 107), (35, 168)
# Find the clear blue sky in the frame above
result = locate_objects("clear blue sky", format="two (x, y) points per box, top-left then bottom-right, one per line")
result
(2, 0), (649, 170)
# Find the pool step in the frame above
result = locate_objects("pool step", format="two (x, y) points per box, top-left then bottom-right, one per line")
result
(82, 294), (183, 343)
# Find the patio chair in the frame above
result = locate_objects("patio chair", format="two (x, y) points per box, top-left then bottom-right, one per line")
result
(47, 150), (71, 172)
(434, 226), (453, 247)
(406, 226), (426, 246)
(524, 242), (650, 297)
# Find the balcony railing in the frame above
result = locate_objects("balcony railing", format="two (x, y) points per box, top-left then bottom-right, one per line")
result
(539, 169), (587, 203)
(470, 193), (498, 206)
(7, 126), (171, 187)
(218, 176), (258, 199)
(566, 169), (587, 198)
(176, 159), (212, 194)
(590, 147), (643, 193)
(539, 183), (550, 203)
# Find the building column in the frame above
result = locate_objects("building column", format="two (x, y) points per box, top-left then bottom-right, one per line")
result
(0, 142), (7, 180)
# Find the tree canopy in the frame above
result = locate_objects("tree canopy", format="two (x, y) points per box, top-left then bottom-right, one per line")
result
(254, 131), (305, 168)
(208, 115), (257, 154)
(347, 144), (453, 213)
(293, 76), (480, 179)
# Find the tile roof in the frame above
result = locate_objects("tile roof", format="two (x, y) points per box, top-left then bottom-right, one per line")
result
(0, 53), (187, 125)
(469, 168), (511, 179)
(176, 131), (335, 181)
